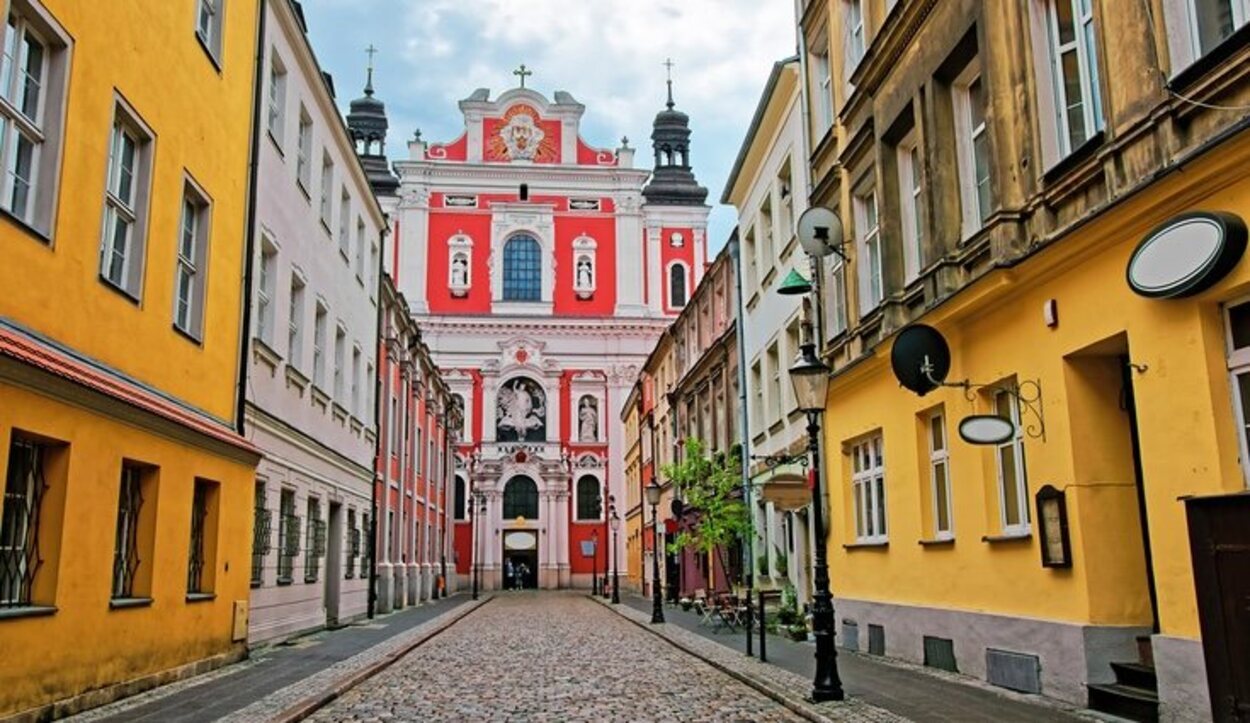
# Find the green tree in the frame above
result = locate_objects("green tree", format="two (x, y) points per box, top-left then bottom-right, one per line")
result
(663, 438), (752, 590)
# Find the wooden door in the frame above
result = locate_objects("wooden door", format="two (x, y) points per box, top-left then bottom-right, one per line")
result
(1187, 493), (1250, 721)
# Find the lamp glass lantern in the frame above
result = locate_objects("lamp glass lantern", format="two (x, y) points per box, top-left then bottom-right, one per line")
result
(645, 480), (662, 507)
(610, 511), (620, 531)
(789, 342), (831, 413)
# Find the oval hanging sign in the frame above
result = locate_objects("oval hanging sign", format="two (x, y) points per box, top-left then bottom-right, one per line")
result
(1126, 211), (1247, 299)
(958, 415), (1015, 445)
(504, 531), (537, 551)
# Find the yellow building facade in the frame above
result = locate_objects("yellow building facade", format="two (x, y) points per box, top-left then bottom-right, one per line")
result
(621, 381), (643, 593)
(0, 0), (259, 717)
(800, 0), (1250, 719)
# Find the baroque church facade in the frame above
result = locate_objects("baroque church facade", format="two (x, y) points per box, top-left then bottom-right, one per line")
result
(352, 74), (710, 590)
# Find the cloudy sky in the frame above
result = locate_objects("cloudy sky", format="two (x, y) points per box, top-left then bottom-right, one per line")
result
(300, 0), (799, 251)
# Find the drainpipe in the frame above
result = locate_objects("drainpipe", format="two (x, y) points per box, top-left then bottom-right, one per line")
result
(730, 230), (754, 656)
(367, 223), (390, 619)
(234, 0), (268, 436)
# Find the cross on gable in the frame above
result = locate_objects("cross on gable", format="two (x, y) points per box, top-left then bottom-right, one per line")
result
(513, 63), (533, 88)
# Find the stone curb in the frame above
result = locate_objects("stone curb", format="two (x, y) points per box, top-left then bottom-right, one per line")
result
(590, 595), (904, 723)
(269, 596), (493, 723)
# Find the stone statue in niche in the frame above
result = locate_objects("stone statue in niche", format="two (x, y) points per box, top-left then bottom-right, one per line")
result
(496, 378), (546, 441)
(451, 255), (468, 287)
(576, 257), (593, 289)
(579, 396), (598, 442)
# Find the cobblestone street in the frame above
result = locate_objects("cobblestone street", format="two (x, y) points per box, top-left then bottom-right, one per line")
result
(310, 593), (808, 722)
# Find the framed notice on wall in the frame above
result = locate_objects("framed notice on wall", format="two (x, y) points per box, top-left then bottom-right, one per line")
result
(580, 540), (597, 558)
(1036, 484), (1072, 568)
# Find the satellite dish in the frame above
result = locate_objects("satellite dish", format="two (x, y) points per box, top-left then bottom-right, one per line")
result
(891, 324), (951, 396)
(958, 415), (1016, 445)
(796, 206), (844, 258)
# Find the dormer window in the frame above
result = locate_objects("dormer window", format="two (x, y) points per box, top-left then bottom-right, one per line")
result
(572, 234), (597, 299)
(448, 232), (472, 297)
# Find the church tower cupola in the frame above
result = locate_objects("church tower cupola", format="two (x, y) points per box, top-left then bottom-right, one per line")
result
(641, 60), (708, 207)
(347, 45), (399, 196)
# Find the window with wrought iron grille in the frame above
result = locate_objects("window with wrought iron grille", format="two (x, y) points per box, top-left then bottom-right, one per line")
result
(502, 235), (542, 301)
(187, 480), (214, 594)
(346, 509), (358, 579)
(250, 482), (270, 586)
(277, 489), (297, 584)
(1, 436), (48, 607)
(304, 498), (324, 582)
(111, 464), (145, 599)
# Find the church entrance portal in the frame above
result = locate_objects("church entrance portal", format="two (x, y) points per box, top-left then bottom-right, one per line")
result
(503, 529), (539, 589)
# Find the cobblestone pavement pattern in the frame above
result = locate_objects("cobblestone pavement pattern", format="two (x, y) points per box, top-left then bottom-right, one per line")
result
(310, 592), (807, 722)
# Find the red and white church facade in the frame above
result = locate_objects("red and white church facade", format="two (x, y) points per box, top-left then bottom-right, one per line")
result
(374, 81), (710, 591)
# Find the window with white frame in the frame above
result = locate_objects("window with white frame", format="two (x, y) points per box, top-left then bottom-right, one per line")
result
(365, 360), (374, 419)
(355, 217), (365, 280)
(785, 318), (801, 413)
(994, 388), (1030, 533)
(337, 189), (350, 255)
(744, 227), (759, 291)
(255, 237), (277, 344)
(750, 360), (764, 433)
(669, 262), (688, 308)
(777, 159), (794, 245)
(99, 103), (153, 298)
(1044, 0), (1103, 157)
(369, 238), (379, 297)
(812, 43), (834, 134)
(174, 180), (210, 339)
(853, 186), (882, 315)
(287, 273), (304, 368)
(195, 0), (224, 63)
(928, 412), (953, 539)
(1223, 298), (1250, 485)
(1177, 0), (1250, 64)
(759, 197), (775, 280)
(897, 133), (924, 283)
(953, 63), (992, 237)
(844, 0), (866, 79)
(826, 257), (849, 337)
(766, 342), (781, 424)
(851, 434), (887, 542)
(312, 301), (327, 386)
(320, 155), (334, 233)
(1, 4), (69, 235)
(266, 51), (286, 144)
(333, 325), (346, 400)
(351, 345), (361, 416)
(296, 108), (311, 192)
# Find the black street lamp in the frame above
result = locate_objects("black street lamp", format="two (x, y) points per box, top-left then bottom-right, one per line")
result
(646, 480), (664, 624)
(789, 341), (844, 702)
(591, 529), (600, 596)
(471, 490), (486, 600)
(610, 506), (620, 604)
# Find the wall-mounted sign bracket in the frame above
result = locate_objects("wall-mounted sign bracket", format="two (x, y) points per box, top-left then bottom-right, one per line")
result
(921, 356), (1046, 441)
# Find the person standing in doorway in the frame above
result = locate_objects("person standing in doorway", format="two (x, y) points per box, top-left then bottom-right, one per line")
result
(505, 558), (515, 591)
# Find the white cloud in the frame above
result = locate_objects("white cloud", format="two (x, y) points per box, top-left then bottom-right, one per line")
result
(300, 0), (797, 248)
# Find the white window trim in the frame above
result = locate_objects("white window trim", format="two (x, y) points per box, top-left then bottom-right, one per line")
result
(255, 235), (278, 345)
(173, 175), (211, 340)
(766, 340), (782, 425)
(844, 0), (866, 81)
(0, 2), (71, 236)
(266, 49), (286, 145)
(99, 96), (154, 300)
(667, 260), (689, 309)
(813, 44), (834, 134)
(952, 60), (989, 239)
(195, 0), (224, 63)
(897, 133), (923, 284)
(851, 434), (887, 543)
(825, 255), (849, 337)
(333, 324), (346, 401)
(287, 270), (305, 369)
(1223, 296), (1250, 486)
(928, 412), (954, 540)
(574, 474), (604, 522)
(296, 107), (312, 194)
(1031, 0), (1104, 164)
(853, 185), (882, 316)
(312, 300), (328, 387)
(1166, 0), (1250, 71)
(995, 388), (1031, 535)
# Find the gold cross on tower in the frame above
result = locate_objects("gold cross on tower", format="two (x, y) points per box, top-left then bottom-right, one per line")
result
(513, 63), (533, 89)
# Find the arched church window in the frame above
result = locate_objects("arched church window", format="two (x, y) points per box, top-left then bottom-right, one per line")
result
(670, 263), (688, 308)
(575, 475), (602, 521)
(578, 395), (599, 442)
(496, 377), (546, 442)
(572, 234), (597, 299)
(503, 476), (539, 520)
(448, 233), (473, 298)
(503, 234), (542, 302)
(454, 475), (467, 520)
